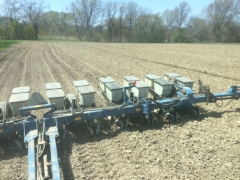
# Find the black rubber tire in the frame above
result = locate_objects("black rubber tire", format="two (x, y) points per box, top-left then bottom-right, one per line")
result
(163, 113), (174, 123)
(86, 126), (94, 136)
(59, 166), (65, 180)
(115, 119), (123, 129)
(96, 124), (100, 135)
(0, 101), (13, 120)
(188, 109), (197, 118)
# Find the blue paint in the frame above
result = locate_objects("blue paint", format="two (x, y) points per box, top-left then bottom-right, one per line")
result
(49, 135), (61, 180)
(28, 139), (36, 180)
(44, 118), (60, 180)
(23, 117), (38, 143)
(1, 87), (240, 136)
(23, 117), (38, 180)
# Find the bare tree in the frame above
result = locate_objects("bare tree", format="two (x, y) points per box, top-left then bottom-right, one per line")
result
(74, 0), (102, 37)
(162, 9), (177, 42)
(205, 0), (240, 41)
(1, 0), (20, 20)
(71, 2), (81, 39)
(173, 1), (191, 42)
(135, 11), (164, 42)
(20, 0), (47, 39)
(125, 1), (139, 42)
(54, 11), (71, 39)
(134, 9), (151, 42)
(226, 20), (240, 42)
(187, 16), (210, 42)
(118, 2), (126, 42)
(0, 16), (11, 38)
(105, 1), (117, 41)
(0, 0), (21, 38)
(175, 1), (191, 29)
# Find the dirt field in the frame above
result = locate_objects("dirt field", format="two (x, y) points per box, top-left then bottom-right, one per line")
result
(0, 41), (240, 179)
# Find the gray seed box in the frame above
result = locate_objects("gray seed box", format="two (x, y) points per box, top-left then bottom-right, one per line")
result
(132, 81), (149, 98)
(9, 93), (29, 116)
(77, 86), (96, 107)
(12, 86), (30, 94)
(45, 82), (62, 90)
(105, 82), (123, 103)
(164, 73), (181, 82)
(175, 76), (194, 88)
(123, 76), (140, 86)
(154, 79), (173, 97)
(145, 74), (162, 89)
(73, 80), (89, 87)
(73, 80), (90, 94)
(99, 77), (115, 92)
(46, 89), (65, 110)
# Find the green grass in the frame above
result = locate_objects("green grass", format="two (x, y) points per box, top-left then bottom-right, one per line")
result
(0, 40), (21, 51)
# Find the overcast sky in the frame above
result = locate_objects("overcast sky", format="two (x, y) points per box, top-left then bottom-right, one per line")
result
(0, 0), (211, 15)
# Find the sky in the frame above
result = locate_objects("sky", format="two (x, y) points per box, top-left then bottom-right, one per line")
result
(46, 0), (211, 15)
(0, 0), (211, 16)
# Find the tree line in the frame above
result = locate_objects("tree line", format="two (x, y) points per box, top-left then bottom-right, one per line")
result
(0, 0), (240, 43)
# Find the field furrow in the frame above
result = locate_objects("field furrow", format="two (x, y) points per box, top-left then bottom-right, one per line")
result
(0, 43), (32, 101)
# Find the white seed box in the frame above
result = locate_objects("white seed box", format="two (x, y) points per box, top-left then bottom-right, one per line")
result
(99, 77), (115, 92)
(46, 89), (65, 110)
(132, 81), (149, 98)
(77, 86), (96, 107)
(164, 73), (181, 82)
(145, 74), (162, 89)
(73, 80), (89, 94)
(9, 93), (29, 116)
(175, 76), (194, 88)
(154, 79), (173, 97)
(12, 86), (30, 94)
(123, 76), (140, 86)
(105, 82), (123, 103)
(45, 82), (62, 90)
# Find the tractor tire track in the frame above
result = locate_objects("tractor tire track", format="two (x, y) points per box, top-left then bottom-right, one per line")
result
(0, 43), (28, 77)
(44, 42), (103, 106)
(0, 43), (28, 75)
(19, 43), (36, 87)
(46, 43), (107, 107)
(39, 43), (56, 82)
(52, 43), (124, 104)
(44, 43), (77, 94)
(0, 43), (31, 101)
(54, 44), (109, 77)
(0, 43), (24, 63)
(53, 43), (128, 85)
(31, 43), (48, 94)
(29, 43), (55, 117)
(32, 42), (78, 97)
(78, 44), (240, 82)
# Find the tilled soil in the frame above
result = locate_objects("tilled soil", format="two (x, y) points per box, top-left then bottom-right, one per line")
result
(0, 41), (239, 179)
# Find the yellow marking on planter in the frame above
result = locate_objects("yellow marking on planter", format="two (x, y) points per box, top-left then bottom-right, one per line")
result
(34, 105), (42, 108)
(75, 117), (81, 121)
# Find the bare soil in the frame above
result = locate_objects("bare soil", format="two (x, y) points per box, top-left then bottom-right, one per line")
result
(0, 41), (240, 179)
